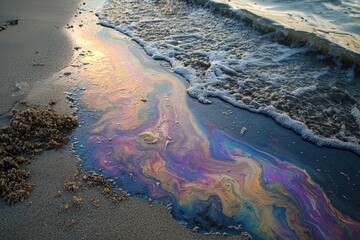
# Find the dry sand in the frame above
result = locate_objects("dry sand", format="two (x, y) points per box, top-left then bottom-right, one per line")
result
(0, 0), (243, 239)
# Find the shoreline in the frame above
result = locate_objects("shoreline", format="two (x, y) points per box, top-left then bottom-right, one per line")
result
(1, 0), (359, 239)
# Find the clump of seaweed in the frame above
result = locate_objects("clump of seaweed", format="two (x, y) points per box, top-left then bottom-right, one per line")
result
(58, 172), (125, 210)
(0, 108), (78, 204)
(0, 108), (78, 156)
(91, 197), (100, 208)
(0, 157), (32, 204)
(56, 174), (125, 215)
(81, 173), (125, 203)
(72, 196), (84, 207)
(61, 203), (71, 211)
(64, 181), (80, 192)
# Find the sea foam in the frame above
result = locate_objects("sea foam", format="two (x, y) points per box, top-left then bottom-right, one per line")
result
(97, 0), (360, 155)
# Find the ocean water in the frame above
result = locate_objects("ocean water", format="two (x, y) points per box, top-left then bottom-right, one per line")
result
(97, 0), (360, 155)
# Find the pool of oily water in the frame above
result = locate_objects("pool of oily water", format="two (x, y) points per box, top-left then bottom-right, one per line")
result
(71, 23), (360, 239)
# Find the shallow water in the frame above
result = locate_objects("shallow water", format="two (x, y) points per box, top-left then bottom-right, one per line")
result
(98, 0), (360, 155)
(67, 22), (360, 239)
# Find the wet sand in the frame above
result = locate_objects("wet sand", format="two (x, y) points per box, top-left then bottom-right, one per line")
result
(0, 0), (243, 239)
(0, 0), (79, 115)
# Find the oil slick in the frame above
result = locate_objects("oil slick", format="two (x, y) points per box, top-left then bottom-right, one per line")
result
(70, 26), (360, 239)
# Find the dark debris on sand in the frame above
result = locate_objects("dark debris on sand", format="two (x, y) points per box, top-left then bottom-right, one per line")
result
(57, 172), (126, 214)
(0, 108), (78, 204)
(0, 19), (19, 31)
(81, 173), (125, 203)
(61, 171), (126, 204)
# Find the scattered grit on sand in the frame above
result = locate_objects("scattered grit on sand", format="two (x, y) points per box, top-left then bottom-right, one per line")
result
(0, 108), (78, 204)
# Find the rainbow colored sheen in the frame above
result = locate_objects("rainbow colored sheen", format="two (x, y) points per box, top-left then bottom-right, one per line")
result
(74, 29), (360, 239)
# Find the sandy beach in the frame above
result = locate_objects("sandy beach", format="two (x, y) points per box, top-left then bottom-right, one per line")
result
(1, 0), (360, 239)
(0, 0), (243, 239)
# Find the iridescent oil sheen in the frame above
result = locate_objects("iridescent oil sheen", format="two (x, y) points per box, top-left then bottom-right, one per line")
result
(73, 29), (360, 239)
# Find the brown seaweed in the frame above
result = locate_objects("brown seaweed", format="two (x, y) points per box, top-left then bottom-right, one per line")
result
(0, 108), (78, 204)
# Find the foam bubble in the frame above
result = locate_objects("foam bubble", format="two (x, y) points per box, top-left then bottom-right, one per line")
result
(291, 84), (317, 96)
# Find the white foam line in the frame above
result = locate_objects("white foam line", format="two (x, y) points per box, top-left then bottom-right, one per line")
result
(291, 84), (317, 97)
